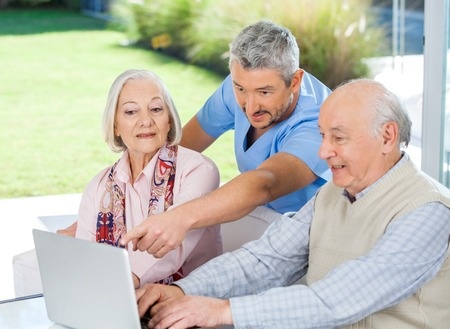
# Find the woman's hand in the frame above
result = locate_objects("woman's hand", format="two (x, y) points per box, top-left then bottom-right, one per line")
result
(56, 221), (78, 237)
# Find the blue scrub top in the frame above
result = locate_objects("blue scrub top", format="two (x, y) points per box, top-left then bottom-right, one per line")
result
(196, 71), (332, 213)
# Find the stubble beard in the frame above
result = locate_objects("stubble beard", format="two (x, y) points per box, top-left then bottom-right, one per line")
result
(256, 94), (294, 130)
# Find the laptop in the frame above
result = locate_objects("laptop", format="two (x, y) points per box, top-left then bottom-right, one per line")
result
(32, 229), (149, 329)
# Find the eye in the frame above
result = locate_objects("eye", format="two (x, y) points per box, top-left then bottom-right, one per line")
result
(333, 135), (346, 143)
(150, 107), (163, 113)
(124, 109), (137, 115)
(259, 90), (272, 96)
(234, 85), (245, 93)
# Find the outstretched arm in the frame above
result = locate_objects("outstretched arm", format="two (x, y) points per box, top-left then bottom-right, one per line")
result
(180, 116), (216, 152)
(120, 151), (317, 257)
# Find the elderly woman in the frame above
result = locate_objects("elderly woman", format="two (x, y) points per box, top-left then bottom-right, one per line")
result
(75, 69), (222, 287)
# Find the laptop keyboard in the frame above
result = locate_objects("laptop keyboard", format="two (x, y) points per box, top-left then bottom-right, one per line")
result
(140, 317), (151, 329)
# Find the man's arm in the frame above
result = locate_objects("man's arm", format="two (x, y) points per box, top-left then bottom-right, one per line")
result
(172, 203), (450, 328)
(137, 199), (314, 328)
(121, 152), (317, 257)
(180, 151), (317, 226)
(180, 116), (216, 152)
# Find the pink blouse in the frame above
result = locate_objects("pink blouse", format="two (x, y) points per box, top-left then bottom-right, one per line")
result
(76, 146), (222, 284)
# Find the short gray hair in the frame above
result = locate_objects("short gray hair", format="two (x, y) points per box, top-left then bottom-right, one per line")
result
(229, 20), (300, 86)
(340, 79), (412, 148)
(103, 69), (182, 153)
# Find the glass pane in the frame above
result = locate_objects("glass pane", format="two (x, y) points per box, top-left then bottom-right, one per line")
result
(444, 3), (450, 188)
(370, 1), (424, 168)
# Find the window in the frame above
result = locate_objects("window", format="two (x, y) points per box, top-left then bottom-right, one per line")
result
(422, 1), (449, 187)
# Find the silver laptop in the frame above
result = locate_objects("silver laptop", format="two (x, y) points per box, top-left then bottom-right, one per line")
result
(32, 229), (148, 329)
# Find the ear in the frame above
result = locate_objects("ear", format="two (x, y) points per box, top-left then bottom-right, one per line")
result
(381, 121), (398, 153)
(114, 123), (119, 137)
(290, 69), (304, 93)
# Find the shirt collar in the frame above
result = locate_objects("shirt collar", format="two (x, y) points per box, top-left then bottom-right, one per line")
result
(113, 149), (159, 184)
(342, 152), (409, 203)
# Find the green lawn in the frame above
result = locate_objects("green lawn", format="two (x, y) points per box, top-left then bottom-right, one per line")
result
(0, 8), (238, 198)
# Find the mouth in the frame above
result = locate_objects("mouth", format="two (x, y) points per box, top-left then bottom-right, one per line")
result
(330, 164), (345, 169)
(136, 133), (155, 138)
(248, 110), (268, 122)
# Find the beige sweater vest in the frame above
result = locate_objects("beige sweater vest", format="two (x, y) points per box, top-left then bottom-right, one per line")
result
(308, 158), (450, 329)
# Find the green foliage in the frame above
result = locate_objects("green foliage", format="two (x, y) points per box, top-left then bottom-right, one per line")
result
(4, 0), (79, 9)
(113, 0), (387, 89)
(64, 0), (80, 10)
(181, 0), (252, 74)
(110, 0), (205, 59)
(278, 0), (387, 88)
(0, 9), (235, 198)
(0, 9), (105, 34)
(8, 0), (52, 6)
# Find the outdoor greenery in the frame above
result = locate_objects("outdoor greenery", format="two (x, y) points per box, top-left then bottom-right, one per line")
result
(0, 8), (238, 199)
(1, 1), (390, 199)
(111, 0), (387, 89)
(0, 0), (79, 10)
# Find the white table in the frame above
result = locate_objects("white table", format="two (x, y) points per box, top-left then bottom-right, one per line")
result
(0, 193), (81, 301)
(0, 295), (67, 328)
(0, 295), (234, 329)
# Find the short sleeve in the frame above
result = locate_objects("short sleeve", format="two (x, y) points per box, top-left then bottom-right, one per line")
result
(196, 75), (237, 138)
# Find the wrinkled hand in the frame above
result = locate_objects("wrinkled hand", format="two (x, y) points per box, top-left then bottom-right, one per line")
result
(148, 294), (232, 329)
(120, 212), (189, 258)
(136, 283), (184, 320)
(132, 272), (140, 289)
(56, 221), (78, 237)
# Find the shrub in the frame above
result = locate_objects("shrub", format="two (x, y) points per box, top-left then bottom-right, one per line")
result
(277, 0), (386, 88)
(7, 0), (52, 6)
(3, 0), (79, 9)
(182, 0), (258, 74)
(183, 0), (386, 88)
(110, 0), (205, 59)
(112, 0), (387, 89)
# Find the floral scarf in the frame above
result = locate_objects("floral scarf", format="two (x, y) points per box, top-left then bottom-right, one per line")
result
(95, 143), (183, 283)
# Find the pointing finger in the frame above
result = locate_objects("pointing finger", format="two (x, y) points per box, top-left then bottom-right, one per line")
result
(120, 224), (146, 247)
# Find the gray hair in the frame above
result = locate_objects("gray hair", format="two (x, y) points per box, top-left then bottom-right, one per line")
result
(103, 69), (182, 153)
(229, 20), (300, 86)
(340, 79), (412, 148)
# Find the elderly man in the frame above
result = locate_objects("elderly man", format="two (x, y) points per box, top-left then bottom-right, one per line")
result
(136, 79), (450, 329)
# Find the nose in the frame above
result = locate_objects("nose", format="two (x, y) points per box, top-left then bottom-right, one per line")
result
(244, 94), (257, 113)
(318, 136), (333, 160)
(140, 111), (154, 127)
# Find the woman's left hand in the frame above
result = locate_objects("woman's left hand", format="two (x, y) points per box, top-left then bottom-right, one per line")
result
(57, 221), (78, 237)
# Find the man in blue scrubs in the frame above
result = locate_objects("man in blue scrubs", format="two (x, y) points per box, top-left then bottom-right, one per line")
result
(121, 20), (331, 258)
